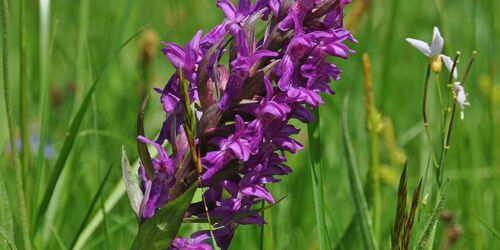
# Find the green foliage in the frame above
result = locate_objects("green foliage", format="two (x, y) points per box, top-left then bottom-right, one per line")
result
(131, 182), (198, 250)
(0, 0), (498, 249)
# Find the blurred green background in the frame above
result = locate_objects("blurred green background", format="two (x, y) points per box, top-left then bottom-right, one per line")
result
(0, 0), (499, 249)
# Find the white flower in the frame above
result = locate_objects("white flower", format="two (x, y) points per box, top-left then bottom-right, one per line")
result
(406, 27), (458, 79)
(453, 82), (470, 120)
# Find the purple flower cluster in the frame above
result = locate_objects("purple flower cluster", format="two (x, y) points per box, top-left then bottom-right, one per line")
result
(137, 0), (355, 249)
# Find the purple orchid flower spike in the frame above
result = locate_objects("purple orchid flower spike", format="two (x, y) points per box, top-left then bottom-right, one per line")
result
(131, 0), (356, 249)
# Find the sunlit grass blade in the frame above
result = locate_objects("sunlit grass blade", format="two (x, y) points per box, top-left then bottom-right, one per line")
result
(34, 0), (52, 214)
(416, 181), (448, 250)
(307, 107), (331, 250)
(34, 26), (147, 234)
(68, 161), (114, 249)
(73, 181), (126, 250)
(131, 182), (199, 250)
(0, 172), (14, 250)
(2, 0), (30, 248)
(341, 96), (377, 250)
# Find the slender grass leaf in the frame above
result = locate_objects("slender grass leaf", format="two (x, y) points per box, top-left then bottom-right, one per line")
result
(307, 107), (331, 250)
(475, 215), (500, 240)
(121, 146), (143, 218)
(416, 182), (448, 250)
(34, 26), (147, 233)
(342, 97), (377, 250)
(131, 182), (199, 250)
(68, 161), (114, 249)
(137, 96), (154, 179)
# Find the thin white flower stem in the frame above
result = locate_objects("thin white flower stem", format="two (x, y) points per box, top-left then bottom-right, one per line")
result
(2, 0), (31, 248)
(437, 52), (476, 186)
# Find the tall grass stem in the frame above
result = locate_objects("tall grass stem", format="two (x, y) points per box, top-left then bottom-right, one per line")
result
(2, 0), (31, 248)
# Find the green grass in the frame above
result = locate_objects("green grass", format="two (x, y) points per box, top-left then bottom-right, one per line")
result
(0, 0), (499, 249)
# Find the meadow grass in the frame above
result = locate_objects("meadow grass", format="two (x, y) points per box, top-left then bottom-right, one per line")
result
(0, 0), (499, 249)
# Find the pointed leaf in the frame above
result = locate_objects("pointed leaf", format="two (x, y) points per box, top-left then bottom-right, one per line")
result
(137, 96), (154, 179)
(122, 146), (143, 217)
(131, 182), (199, 250)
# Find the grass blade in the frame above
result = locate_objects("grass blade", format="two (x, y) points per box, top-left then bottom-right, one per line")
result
(69, 161), (114, 249)
(131, 182), (199, 250)
(34, 26), (147, 234)
(341, 96), (377, 250)
(307, 107), (331, 250)
(416, 182), (448, 250)
(475, 215), (500, 240)
(2, 0), (31, 248)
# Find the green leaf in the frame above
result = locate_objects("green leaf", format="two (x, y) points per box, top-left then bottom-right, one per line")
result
(131, 182), (199, 250)
(137, 96), (154, 180)
(121, 146), (143, 217)
(0, 173), (14, 250)
(342, 97), (378, 250)
(416, 182), (448, 250)
(307, 107), (331, 250)
(34, 25), (147, 233)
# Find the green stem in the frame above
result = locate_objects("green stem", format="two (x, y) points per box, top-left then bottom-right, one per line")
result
(307, 108), (331, 250)
(367, 107), (381, 244)
(19, 0), (30, 199)
(33, 0), (51, 229)
(422, 64), (439, 169)
(2, 0), (31, 248)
